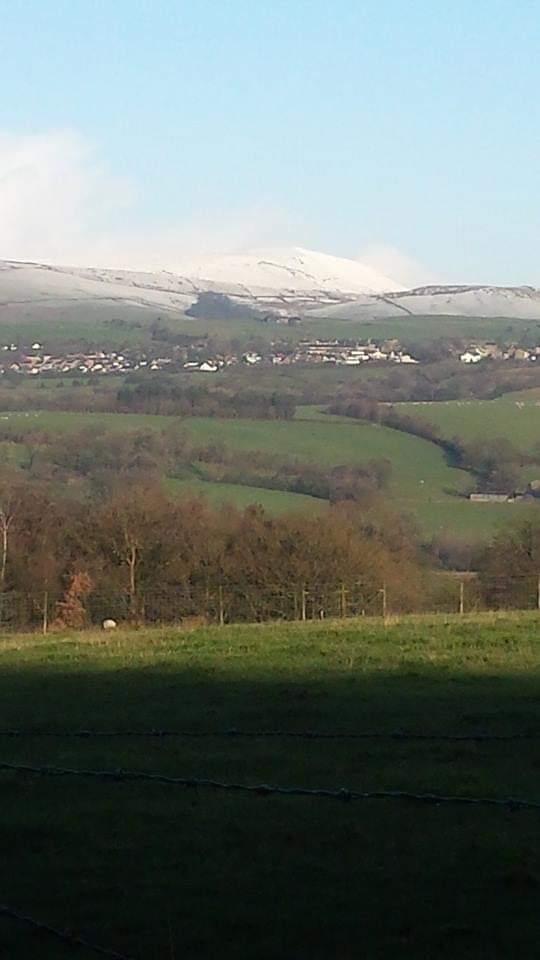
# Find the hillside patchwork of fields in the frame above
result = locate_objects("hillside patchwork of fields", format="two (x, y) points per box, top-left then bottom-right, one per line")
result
(0, 407), (537, 537)
(0, 408), (468, 526)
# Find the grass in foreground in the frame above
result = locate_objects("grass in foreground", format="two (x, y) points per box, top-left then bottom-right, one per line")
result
(0, 614), (539, 959)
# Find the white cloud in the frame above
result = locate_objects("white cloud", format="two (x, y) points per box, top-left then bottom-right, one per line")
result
(0, 130), (133, 265)
(0, 130), (299, 270)
(354, 243), (439, 289)
(88, 203), (301, 271)
(0, 131), (435, 284)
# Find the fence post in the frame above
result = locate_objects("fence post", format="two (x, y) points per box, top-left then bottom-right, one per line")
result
(537, 575), (540, 612)
(218, 585), (225, 626)
(42, 591), (49, 635)
(301, 586), (307, 622)
(459, 580), (465, 616)
(340, 583), (347, 619)
(381, 583), (387, 619)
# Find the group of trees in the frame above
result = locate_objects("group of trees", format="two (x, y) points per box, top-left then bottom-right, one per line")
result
(0, 464), (537, 626)
(116, 379), (296, 419)
(327, 360), (540, 406)
(330, 397), (533, 495)
(0, 475), (425, 626)
(196, 446), (392, 502)
(185, 292), (264, 322)
(0, 421), (538, 625)
(0, 377), (297, 420)
(478, 521), (540, 609)
(2, 425), (391, 505)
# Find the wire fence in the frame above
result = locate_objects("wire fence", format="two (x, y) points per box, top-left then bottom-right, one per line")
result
(2, 759), (539, 811)
(2, 574), (539, 955)
(0, 572), (539, 633)
(0, 902), (136, 959)
(1, 726), (539, 742)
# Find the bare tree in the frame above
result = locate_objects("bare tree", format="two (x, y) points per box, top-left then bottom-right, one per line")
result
(0, 471), (24, 594)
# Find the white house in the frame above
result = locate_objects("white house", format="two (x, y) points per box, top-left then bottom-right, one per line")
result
(399, 353), (420, 364)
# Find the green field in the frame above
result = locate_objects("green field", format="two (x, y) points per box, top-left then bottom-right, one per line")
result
(0, 409), (175, 433)
(305, 311), (540, 345)
(0, 408), (471, 519)
(396, 397), (540, 452)
(1, 615), (539, 958)
(167, 476), (326, 514)
(1, 407), (537, 537)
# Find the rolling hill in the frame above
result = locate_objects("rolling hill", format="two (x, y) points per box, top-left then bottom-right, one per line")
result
(2, 255), (540, 351)
(0, 248), (399, 319)
(1, 408), (535, 538)
(308, 284), (540, 320)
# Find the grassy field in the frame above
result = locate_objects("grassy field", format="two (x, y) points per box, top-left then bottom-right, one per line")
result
(167, 476), (327, 514)
(0, 408), (472, 521)
(305, 311), (540, 346)
(396, 397), (540, 453)
(0, 614), (539, 959)
(1, 407), (537, 537)
(0, 409), (175, 433)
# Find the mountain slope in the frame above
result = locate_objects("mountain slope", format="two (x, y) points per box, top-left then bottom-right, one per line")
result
(0, 248), (399, 320)
(2, 254), (540, 329)
(170, 247), (400, 295)
(308, 284), (540, 320)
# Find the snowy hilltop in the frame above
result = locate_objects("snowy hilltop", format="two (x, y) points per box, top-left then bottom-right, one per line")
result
(1, 249), (540, 320)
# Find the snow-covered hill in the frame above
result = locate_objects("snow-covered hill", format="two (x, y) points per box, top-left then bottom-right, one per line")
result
(308, 284), (540, 320)
(1, 252), (540, 324)
(0, 248), (399, 318)
(169, 247), (400, 296)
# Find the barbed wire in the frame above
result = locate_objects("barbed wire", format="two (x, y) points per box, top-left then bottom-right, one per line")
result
(0, 727), (538, 742)
(1, 759), (539, 810)
(0, 903), (135, 959)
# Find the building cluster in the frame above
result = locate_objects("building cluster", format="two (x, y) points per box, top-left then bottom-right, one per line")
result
(469, 482), (540, 503)
(181, 340), (420, 372)
(460, 343), (540, 364)
(5, 336), (540, 378)
(182, 351), (262, 374)
(1, 344), (174, 376)
(271, 339), (419, 367)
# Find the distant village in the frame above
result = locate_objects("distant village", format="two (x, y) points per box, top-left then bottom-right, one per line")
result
(0, 338), (420, 376)
(1, 336), (540, 377)
(459, 342), (540, 363)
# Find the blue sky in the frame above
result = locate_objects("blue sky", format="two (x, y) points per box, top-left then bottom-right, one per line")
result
(1, 0), (539, 282)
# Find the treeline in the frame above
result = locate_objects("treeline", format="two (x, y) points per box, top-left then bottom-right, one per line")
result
(0, 426), (391, 504)
(195, 446), (391, 502)
(116, 379), (296, 419)
(324, 361), (540, 405)
(478, 520), (540, 609)
(0, 476), (425, 625)
(2, 357), (540, 421)
(0, 378), (297, 420)
(329, 397), (534, 493)
(0, 470), (537, 626)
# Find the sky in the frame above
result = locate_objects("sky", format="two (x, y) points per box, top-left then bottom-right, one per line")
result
(1, 0), (539, 285)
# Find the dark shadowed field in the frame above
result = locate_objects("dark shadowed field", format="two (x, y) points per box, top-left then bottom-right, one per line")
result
(0, 614), (539, 958)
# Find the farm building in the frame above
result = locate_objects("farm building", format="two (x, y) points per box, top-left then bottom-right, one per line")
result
(469, 493), (515, 503)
